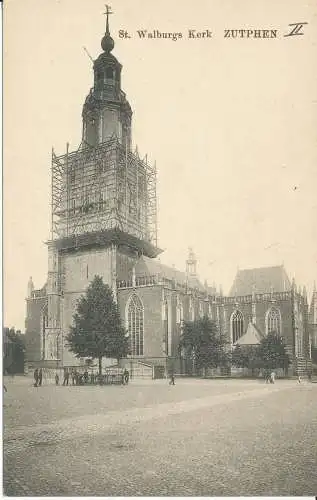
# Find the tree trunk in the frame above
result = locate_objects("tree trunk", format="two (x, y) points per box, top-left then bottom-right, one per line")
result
(98, 356), (102, 376)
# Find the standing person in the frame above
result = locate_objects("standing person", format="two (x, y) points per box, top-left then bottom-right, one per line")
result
(34, 368), (39, 387)
(264, 371), (270, 384)
(55, 373), (60, 385)
(308, 370), (312, 382)
(38, 368), (43, 387)
(270, 371), (275, 384)
(84, 370), (89, 384)
(123, 368), (129, 385)
(169, 370), (175, 386)
(298, 375), (301, 383)
(71, 369), (76, 385)
(62, 368), (69, 386)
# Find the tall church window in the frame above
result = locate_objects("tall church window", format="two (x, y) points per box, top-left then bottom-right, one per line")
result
(208, 303), (213, 319)
(176, 299), (183, 324)
(199, 302), (204, 318)
(127, 294), (144, 356)
(266, 307), (281, 335)
(231, 310), (244, 344)
(189, 297), (195, 321)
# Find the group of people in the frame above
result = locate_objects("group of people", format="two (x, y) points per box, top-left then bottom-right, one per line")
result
(264, 371), (276, 384)
(33, 368), (43, 387)
(55, 367), (131, 386)
(57, 368), (93, 386)
(33, 367), (131, 386)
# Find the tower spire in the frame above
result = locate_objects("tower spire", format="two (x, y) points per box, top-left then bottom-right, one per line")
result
(105, 4), (111, 34)
(101, 5), (114, 53)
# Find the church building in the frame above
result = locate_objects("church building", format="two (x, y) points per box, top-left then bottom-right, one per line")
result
(25, 13), (315, 377)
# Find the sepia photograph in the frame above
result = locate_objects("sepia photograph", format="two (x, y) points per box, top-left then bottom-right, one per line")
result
(3, 0), (317, 496)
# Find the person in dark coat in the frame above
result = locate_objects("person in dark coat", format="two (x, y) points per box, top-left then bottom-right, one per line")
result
(34, 368), (39, 387)
(169, 370), (175, 386)
(63, 368), (69, 386)
(123, 369), (129, 385)
(264, 371), (270, 384)
(55, 373), (60, 385)
(38, 368), (43, 386)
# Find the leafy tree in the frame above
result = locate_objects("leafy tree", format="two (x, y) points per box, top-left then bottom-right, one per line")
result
(66, 276), (129, 375)
(3, 327), (26, 374)
(179, 316), (229, 377)
(257, 332), (290, 371)
(231, 344), (261, 376)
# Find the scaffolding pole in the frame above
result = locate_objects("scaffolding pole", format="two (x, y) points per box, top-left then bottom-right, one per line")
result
(50, 135), (158, 251)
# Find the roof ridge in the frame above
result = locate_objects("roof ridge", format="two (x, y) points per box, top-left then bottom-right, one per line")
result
(238, 265), (284, 272)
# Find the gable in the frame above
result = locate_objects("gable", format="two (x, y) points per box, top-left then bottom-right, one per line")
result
(236, 322), (264, 345)
(229, 266), (291, 296)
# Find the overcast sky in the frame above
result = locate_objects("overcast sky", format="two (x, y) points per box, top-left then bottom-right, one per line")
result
(4, 0), (317, 331)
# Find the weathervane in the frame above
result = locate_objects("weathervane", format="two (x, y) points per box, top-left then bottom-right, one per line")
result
(103, 4), (113, 34)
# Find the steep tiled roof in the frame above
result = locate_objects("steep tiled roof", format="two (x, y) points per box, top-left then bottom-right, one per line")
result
(236, 322), (264, 345)
(229, 265), (291, 296)
(135, 256), (205, 291)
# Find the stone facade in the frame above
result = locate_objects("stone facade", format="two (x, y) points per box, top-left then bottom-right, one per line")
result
(25, 18), (315, 376)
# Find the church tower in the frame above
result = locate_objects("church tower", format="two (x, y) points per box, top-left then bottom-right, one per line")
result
(45, 9), (162, 366)
(82, 9), (132, 149)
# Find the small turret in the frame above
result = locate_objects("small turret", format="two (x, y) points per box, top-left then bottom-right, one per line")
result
(186, 247), (197, 277)
(27, 276), (34, 298)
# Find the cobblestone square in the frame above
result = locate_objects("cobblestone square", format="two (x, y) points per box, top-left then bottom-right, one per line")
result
(3, 377), (317, 496)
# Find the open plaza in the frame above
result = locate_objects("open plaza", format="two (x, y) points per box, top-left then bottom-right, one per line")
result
(3, 375), (317, 496)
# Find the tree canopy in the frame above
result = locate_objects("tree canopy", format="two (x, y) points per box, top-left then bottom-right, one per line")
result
(66, 276), (129, 374)
(232, 344), (259, 369)
(179, 316), (229, 376)
(3, 327), (25, 374)
(257, 332), (290, 371)
(231, 332), (290, 373)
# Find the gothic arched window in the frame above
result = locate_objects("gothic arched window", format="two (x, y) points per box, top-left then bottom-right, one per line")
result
(199, 302), (204, 318)
(176, 300), (183, 324)
(208, 303), (213, 319)
(231, 310), (244, 344)
(266, 307), (281, 335)
(127, 294), (144, 356)
(189, 297), (195, 321)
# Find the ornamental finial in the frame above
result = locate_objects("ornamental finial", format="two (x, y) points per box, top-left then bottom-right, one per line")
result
(101, 5), (114, 53)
